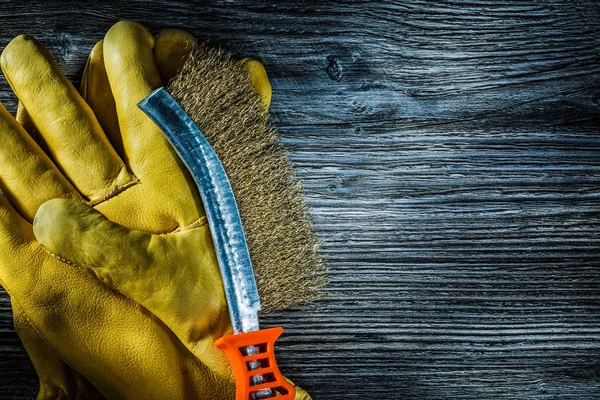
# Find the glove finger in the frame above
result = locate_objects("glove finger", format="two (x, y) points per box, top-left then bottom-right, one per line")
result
(0, 102), (80, 222)
(16, 102), (47, 150)
(80, 40), (124, 159)
(154, 28), (195, 85)
(10, 101), (101, 398)
(0, 195), (77, 400)
(103, 21), (183, 180)
(33, 198), (151, 277)
(0, 34), (135, 202)
(240, 58), (272, 110)
(33, 197), (182, 322)
(12, 302), (104, 400)
(0, 193), (31, 259)
(81, 30), (196, 160)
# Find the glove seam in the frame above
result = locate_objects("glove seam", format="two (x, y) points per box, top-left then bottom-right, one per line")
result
(86, 174), (140, 206)
(173, 215), (208, 232)
(39, 244), (77, 267)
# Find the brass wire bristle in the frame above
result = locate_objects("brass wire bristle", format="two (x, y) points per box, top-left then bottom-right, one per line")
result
(168, 43), (326, 312)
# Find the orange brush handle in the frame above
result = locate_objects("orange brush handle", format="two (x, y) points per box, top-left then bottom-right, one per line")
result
(215, 327), (295, 399)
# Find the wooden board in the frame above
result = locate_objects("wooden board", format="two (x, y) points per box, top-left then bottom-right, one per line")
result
(0, 1), (599, 398)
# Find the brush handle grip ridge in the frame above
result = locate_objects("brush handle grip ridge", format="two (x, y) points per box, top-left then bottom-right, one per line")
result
(215, 327), (295, 399)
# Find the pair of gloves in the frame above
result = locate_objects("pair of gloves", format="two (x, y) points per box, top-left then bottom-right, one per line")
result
(0, 21), (309, 399)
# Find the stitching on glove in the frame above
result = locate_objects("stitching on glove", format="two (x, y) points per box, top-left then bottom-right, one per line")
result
(87, 174), (140, 206)
(175, 215), (208, 231)
(39, 245), (76, 267)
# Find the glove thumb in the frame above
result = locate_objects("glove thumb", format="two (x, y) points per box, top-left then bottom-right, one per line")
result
(33, 198), (152, 286)
(34, 198), (235, 380)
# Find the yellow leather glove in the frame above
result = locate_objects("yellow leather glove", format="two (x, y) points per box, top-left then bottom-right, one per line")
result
(0, 20), (309, 399)
(7, 27), (202, 400)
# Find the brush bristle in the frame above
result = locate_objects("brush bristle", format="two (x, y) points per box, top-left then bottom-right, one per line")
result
(167, 43), (326, 312)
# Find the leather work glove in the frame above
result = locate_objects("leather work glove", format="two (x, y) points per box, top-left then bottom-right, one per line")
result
(8, 27), (207, 400)
(0, 20), (310, 399)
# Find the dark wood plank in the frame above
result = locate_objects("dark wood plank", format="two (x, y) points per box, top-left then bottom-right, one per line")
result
(0, 1), (599, 398)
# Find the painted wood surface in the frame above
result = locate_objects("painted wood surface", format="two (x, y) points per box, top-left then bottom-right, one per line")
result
(0, 1), (599, 398)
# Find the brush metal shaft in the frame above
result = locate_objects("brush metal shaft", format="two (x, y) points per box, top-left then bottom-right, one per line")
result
(138, 87), (261, 335)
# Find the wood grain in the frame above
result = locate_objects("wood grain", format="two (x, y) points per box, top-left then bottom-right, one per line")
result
(0, 0), (599, 398)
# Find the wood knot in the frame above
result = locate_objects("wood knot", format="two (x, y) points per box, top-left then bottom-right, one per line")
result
(326, 56), (344, 81)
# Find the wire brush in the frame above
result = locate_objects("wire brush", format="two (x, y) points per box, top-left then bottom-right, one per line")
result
(168, 43), (326, 312)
